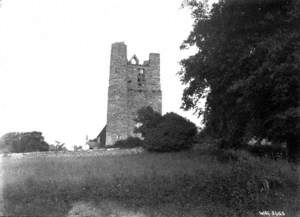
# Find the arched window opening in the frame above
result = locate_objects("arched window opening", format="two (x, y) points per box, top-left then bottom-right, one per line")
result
(129, 55), (139, 65)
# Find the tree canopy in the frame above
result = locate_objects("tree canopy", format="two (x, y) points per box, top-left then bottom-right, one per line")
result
(180, 0), (300, 160)
(135, 106), (197, 152)
(0, 131), (49, 153)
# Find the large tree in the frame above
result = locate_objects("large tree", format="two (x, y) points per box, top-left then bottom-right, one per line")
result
(180, 0), (300, 160)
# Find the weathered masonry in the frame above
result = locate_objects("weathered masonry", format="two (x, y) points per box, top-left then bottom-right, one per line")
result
(99, 42), (162, 146)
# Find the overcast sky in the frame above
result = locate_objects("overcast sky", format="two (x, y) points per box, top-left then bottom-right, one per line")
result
(0, 0), (208, 149)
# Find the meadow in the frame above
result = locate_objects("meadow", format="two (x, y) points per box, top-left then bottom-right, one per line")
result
(1, 148), (299, 217)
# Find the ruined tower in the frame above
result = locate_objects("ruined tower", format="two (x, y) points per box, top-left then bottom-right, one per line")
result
(105, 42), (162, 146)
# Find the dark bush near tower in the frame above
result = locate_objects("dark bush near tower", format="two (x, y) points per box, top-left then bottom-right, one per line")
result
(144, 113), (197, 152)
(247, 143), (288, 160)
(112, 137), (143, 149)
(135, 106), (197, 152)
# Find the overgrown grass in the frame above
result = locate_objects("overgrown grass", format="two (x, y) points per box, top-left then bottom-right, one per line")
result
(2, 150), (299, 217)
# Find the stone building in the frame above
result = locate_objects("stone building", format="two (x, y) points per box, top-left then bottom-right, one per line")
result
(97, 42), (162, 147)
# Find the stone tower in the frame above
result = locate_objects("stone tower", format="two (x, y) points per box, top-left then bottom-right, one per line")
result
(105, 42), (162, 146)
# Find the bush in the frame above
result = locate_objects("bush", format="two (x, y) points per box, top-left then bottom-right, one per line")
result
(140, 111), (197, 152)
(112, 137), (143, 149)
(211, 148), (240, 163)
(247, 144), (288, 160)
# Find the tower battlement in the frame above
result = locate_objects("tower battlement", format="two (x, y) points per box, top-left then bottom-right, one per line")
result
(104, 42), (162, 146)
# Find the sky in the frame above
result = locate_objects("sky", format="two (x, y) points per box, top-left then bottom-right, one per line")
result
(0, 0), (208, 149)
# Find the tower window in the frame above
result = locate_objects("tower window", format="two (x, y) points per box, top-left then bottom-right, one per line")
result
(138, 68), (144, 75)
(137, 68), (145, 86)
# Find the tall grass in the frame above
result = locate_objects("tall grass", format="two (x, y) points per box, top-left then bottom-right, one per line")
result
(2, 150), (299, 217)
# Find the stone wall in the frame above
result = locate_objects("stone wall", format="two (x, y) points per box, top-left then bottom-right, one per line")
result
(105, 42), (162, 146)
(106, 42), (129, 145)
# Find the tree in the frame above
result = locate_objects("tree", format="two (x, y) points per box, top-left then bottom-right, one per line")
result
(135, 106), (197, 152)
(73, 145), (83, 151)
(134, 106), (163, 137)
(180, 0), (300, 160)
(49, 141), (67, 152)
(0, 131), (49, 153)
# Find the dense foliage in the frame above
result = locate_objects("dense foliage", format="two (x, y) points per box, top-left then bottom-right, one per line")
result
(180, 0), (300, 161)
(113, 136), (143, 149)
(0, 131), (49, 153)
(135, 106), (197, 152)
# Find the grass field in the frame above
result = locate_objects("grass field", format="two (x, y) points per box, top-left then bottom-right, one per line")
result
(1, 149), (299, 217)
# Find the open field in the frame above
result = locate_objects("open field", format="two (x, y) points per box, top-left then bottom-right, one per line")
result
(1, 149), (299, 217)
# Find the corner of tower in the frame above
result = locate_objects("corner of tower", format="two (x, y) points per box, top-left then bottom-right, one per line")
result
(149, 53), (160, 67)
(110, 42), (128, 65)
(149, 53), (160, 60)
(112, 41), (126, 46)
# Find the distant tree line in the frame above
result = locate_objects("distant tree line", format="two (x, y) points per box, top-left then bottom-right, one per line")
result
(0, 131), (49, 153)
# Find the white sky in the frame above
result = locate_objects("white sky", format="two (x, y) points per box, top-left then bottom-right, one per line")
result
(0, 0), (207, 149)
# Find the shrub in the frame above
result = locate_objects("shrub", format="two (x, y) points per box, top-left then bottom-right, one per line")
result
(247, 144), (288, 160)
(112, 137), (143, 149)
(141, 112), (197, 152)
(212, 148), (240, 163)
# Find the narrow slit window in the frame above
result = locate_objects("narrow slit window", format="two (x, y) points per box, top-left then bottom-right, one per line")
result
(137, 68), (145, 86)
